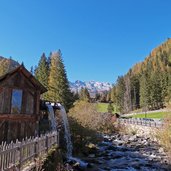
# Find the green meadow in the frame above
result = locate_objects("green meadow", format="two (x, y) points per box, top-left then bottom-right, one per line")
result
(131, 111), (171, 119)
(96, 103), (118, 113)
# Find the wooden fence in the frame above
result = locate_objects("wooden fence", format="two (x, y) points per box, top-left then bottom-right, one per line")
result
(118, 118), (163, 128)
(0, 131), (59, 171)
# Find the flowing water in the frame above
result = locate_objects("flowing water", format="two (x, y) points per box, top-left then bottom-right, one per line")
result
(46, 104), (57, 131)
(47, 103), (86, 165)
(59, 105), (73, 158)
(46, 103), (73, 158)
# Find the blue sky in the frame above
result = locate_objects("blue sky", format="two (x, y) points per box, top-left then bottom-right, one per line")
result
(0, 0), (171, 83)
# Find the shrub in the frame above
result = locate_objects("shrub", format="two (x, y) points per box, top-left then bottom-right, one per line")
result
(68, 100), (116, 154)
(156, 115), (171, 161)
(69, 100), (115, 133)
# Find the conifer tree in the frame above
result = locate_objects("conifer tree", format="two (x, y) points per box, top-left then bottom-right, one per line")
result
(107, 102), (114, 113)
(124, 76), (132, 113)
(140, 74), (149, 109)
(47, 52), (52, 69)
(35, 53), (49, 100)
(111, 86), (117, 104)
(115, 76), (125, 112)
(106, 90), (111, 102)
(130, 75), (140, 110)
(167, 73), (171, 102)
(150, 71), (162, 109)
(30, 66), (34, 75)
(160, 71), (168, 103)
(73, 91), (79, 101)
(79, 87), (90, 101)
(48, 50), (74, 110)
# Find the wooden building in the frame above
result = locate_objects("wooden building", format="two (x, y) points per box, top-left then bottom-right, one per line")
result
(0, 65), (47, 142)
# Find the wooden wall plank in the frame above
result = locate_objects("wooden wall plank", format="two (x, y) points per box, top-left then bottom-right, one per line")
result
(0, 114), (36, 122)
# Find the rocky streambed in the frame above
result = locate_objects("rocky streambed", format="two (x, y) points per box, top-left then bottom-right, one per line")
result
(71, 133), (170, 171)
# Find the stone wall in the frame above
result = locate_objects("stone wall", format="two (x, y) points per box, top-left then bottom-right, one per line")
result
(120, 123), (159, 140)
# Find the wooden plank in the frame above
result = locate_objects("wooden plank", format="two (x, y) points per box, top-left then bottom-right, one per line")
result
(0, 114), (37, 122)
(0, 86), (37, 92)
(35, 91), (40, 115)
(21, 90), (27, 114)
(4, 122), (8, 142)
(0, 121), (5, 129)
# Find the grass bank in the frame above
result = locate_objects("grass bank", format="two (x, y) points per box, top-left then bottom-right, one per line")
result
(96, 102), (118, 113)
(131, 111), (171, 119)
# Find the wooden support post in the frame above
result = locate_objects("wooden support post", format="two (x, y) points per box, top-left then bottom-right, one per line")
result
(34, 140), (38, 158)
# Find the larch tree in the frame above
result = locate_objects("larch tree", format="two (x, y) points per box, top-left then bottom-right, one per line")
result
(111, 86), (117, 104)
(79, 87), (90, 101)
(106, 89), (111, 102)
(48, 50), (74, 111)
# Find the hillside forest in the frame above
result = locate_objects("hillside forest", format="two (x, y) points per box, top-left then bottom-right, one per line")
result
(108, 38), (171, 113)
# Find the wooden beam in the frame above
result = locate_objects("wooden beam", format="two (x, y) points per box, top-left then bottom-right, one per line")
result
(0, 114), (37, 122)
(0, 121), (5, 129)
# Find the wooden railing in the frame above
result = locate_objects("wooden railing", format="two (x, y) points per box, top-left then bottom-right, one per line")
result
(118, 118), (163, 127)
(0, 131), (59, 171)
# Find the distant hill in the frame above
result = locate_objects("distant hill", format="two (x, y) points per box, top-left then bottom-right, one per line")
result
(0, 56), (20, 76)
(70, 80), (112, 93)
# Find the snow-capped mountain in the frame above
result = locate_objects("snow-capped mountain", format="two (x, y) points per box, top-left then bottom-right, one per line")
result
(70, 80), (112, 93)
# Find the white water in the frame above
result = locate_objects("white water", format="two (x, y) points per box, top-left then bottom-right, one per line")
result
(46, 104), (57, 131)
(60, 105), (73, 158)
(46, 103), (88, 167)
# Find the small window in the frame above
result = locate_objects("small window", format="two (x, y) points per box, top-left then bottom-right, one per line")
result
(11, 89), (23, 114)
(26, 92), (34, 114)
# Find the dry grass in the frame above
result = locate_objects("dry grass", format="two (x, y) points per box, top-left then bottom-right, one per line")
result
(156, 116), (171, 161)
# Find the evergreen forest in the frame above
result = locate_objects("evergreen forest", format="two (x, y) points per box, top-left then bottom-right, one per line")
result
(108, 38), (171, 113)
(34, 50), (74, 111)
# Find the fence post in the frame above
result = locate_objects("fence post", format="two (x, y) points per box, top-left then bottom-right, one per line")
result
(34, 138), (39, 171)
(17, 141), (22, 171)
(34, 139), (39, 158)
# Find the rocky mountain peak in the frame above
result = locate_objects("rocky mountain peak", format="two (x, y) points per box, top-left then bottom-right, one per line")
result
(70, 80), (112, 93)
